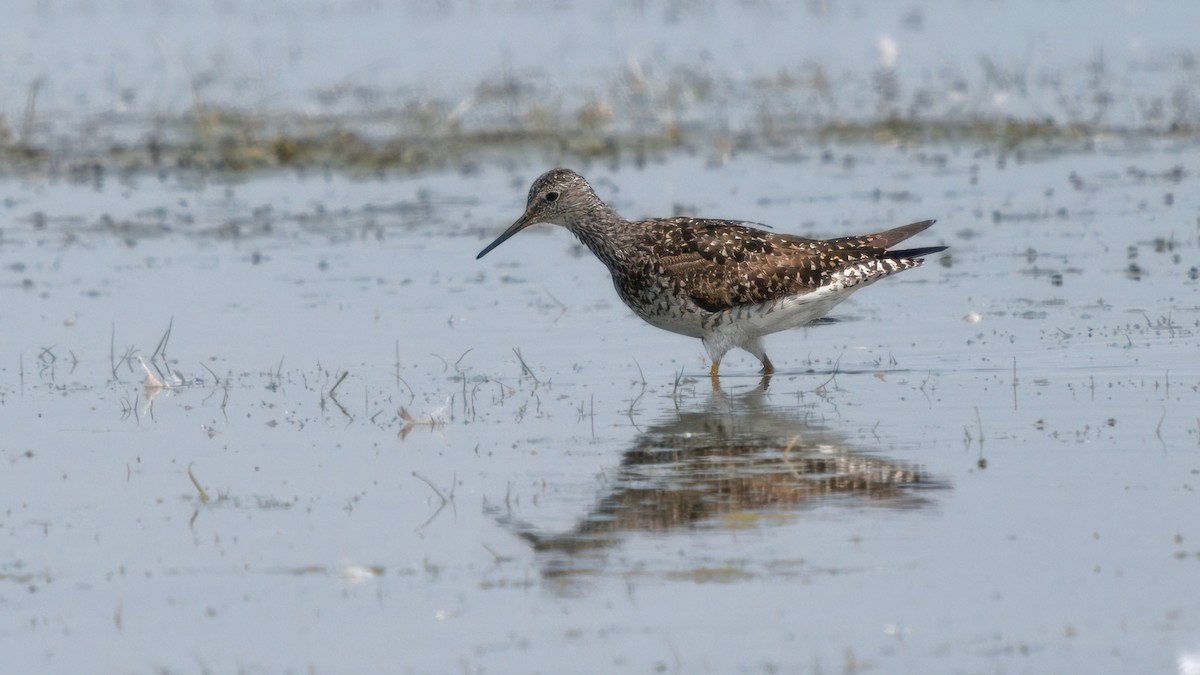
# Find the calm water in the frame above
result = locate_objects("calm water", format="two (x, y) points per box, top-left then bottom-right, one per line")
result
(3, 1), (1200, 674)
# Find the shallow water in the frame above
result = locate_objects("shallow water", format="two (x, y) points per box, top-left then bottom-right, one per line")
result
(3, 140), (1199, 673)
(4, 0), (1200, 673)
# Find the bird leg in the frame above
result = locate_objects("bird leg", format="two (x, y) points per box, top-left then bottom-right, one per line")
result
(743, 338), (774, 376)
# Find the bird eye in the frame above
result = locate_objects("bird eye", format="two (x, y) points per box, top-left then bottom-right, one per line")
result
(544, 191), (559, 202)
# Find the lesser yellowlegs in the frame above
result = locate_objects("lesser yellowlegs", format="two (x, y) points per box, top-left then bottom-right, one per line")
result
(477, 168), (946, 379)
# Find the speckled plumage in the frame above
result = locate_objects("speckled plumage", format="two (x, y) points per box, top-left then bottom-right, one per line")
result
(477, 168), (946, 378)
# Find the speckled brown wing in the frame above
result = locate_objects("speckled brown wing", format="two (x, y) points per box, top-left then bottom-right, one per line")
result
(645, 218), (937, 313)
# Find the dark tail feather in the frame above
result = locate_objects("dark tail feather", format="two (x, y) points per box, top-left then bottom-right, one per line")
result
(884, 245), (947, 260)
(870, 219), (937, 248)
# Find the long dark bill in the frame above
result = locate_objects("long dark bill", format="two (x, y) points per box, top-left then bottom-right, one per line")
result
(476, 211), (536, 259)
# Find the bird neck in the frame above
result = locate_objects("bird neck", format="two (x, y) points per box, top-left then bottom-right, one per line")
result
(564, 202), (628, 265)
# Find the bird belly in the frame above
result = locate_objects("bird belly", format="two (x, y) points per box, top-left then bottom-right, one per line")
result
(615, 280), (863, 341)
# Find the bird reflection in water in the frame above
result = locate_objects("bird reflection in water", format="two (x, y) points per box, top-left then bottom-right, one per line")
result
(489, 382), (947, 584)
